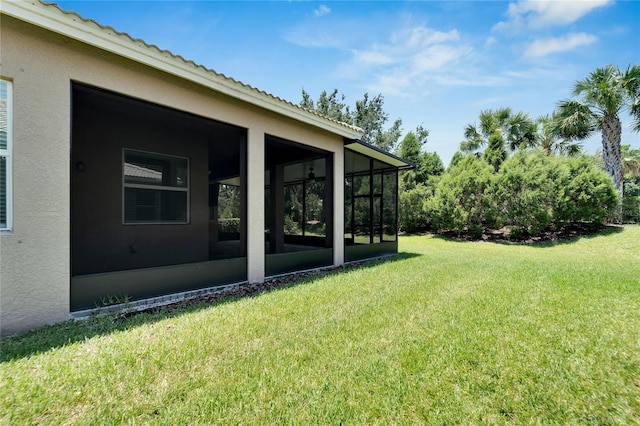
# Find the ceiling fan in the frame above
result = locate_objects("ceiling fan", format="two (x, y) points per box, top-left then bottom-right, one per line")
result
(289, 166), (317, 183)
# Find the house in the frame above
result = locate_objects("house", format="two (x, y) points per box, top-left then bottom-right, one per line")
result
(0, 1), (411, 335)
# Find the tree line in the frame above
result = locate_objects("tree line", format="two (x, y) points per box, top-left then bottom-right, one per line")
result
(301, 64), (640, 238)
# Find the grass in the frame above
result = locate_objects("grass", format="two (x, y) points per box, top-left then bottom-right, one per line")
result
(2, 226), (640, 424)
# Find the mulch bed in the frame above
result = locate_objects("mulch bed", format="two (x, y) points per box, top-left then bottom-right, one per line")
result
(436, 223), (622, 244)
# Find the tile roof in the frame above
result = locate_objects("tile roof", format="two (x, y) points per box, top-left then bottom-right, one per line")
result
(2, 1), (363, 138)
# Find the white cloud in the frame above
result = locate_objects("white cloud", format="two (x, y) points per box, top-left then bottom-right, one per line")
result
(404, 26), (460, 47)
(431, 73), (511, 88)
(343, 25), (472, 95)
(524, 32), (598, 57)
(353, 37), (464, 69)
(283, 28), (345, 49)
(352, 49), (394, 66)
(412, 45), (467, 72)
(286, 18), (520, 98)
(349, 25), (465, 70)
(484, 36), (497, 47)
(314, 5), (331, 18)
(494, 0), (612, 32)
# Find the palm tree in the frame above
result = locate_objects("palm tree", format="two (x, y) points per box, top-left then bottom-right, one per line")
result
(554, 64), (640, 198)
(536, 114), (583, 156)
(622, 144), (640, 178)
(460, 107), (537, 156)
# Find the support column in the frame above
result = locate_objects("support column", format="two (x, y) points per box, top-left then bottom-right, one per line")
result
(333, 148), (344, 266)
(246, 128), (265, 283)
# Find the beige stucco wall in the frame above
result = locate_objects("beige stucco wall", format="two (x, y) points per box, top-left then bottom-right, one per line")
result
(0, 16), (345, 335)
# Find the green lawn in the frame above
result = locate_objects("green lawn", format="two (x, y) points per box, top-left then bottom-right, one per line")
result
(2, 226), (639, 424)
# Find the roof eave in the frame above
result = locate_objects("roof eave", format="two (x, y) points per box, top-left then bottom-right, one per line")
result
(1, 1), (363, 140)
(344, 139), (415, 170)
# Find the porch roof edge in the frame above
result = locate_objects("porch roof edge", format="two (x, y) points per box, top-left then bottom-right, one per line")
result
(344, 139), (415, 170)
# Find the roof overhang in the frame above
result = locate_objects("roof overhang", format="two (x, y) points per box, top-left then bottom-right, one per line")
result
(344, 139), (414, 170)
(1, 1), (363, 140)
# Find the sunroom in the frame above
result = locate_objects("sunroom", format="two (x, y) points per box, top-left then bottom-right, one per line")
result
(69, 84), (410, 310)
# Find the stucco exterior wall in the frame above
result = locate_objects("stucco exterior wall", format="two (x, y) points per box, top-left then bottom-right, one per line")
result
(0, 16), (345, 335)
(0, 16), (72, 335)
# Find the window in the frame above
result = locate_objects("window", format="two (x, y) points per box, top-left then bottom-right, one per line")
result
(283, 179), (326, 238)
(0, 80), (12, 231)
(344, 150), (399, 244)
(123, 149), (189, 224)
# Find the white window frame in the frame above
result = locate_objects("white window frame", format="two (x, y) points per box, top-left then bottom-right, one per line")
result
(0, 79), (12, 232)
(122, 149), (190, 225)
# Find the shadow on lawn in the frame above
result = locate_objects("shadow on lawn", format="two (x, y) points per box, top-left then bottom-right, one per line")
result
(431, 224), (624, 247)
(0, 252), (421, 363)
(528, 224), (624, 248)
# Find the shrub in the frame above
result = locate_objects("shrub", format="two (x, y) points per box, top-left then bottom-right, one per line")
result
(399, 183), (433, 232)
(218, 218), (240, 234)
(490, 150), (562, 235)
(492, 152), (616, 234)
(427, 150), (618, 239)
(427, 156), (494, 233)
(622, 175), (640, 223)
(557, 155), (618, 225)
(284, 215), (299, 235)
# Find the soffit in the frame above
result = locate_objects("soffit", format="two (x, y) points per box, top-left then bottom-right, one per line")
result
(344, 140), (414, 170)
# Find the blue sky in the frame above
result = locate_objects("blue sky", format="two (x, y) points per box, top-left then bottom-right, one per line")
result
(55, 0), (639, 164)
